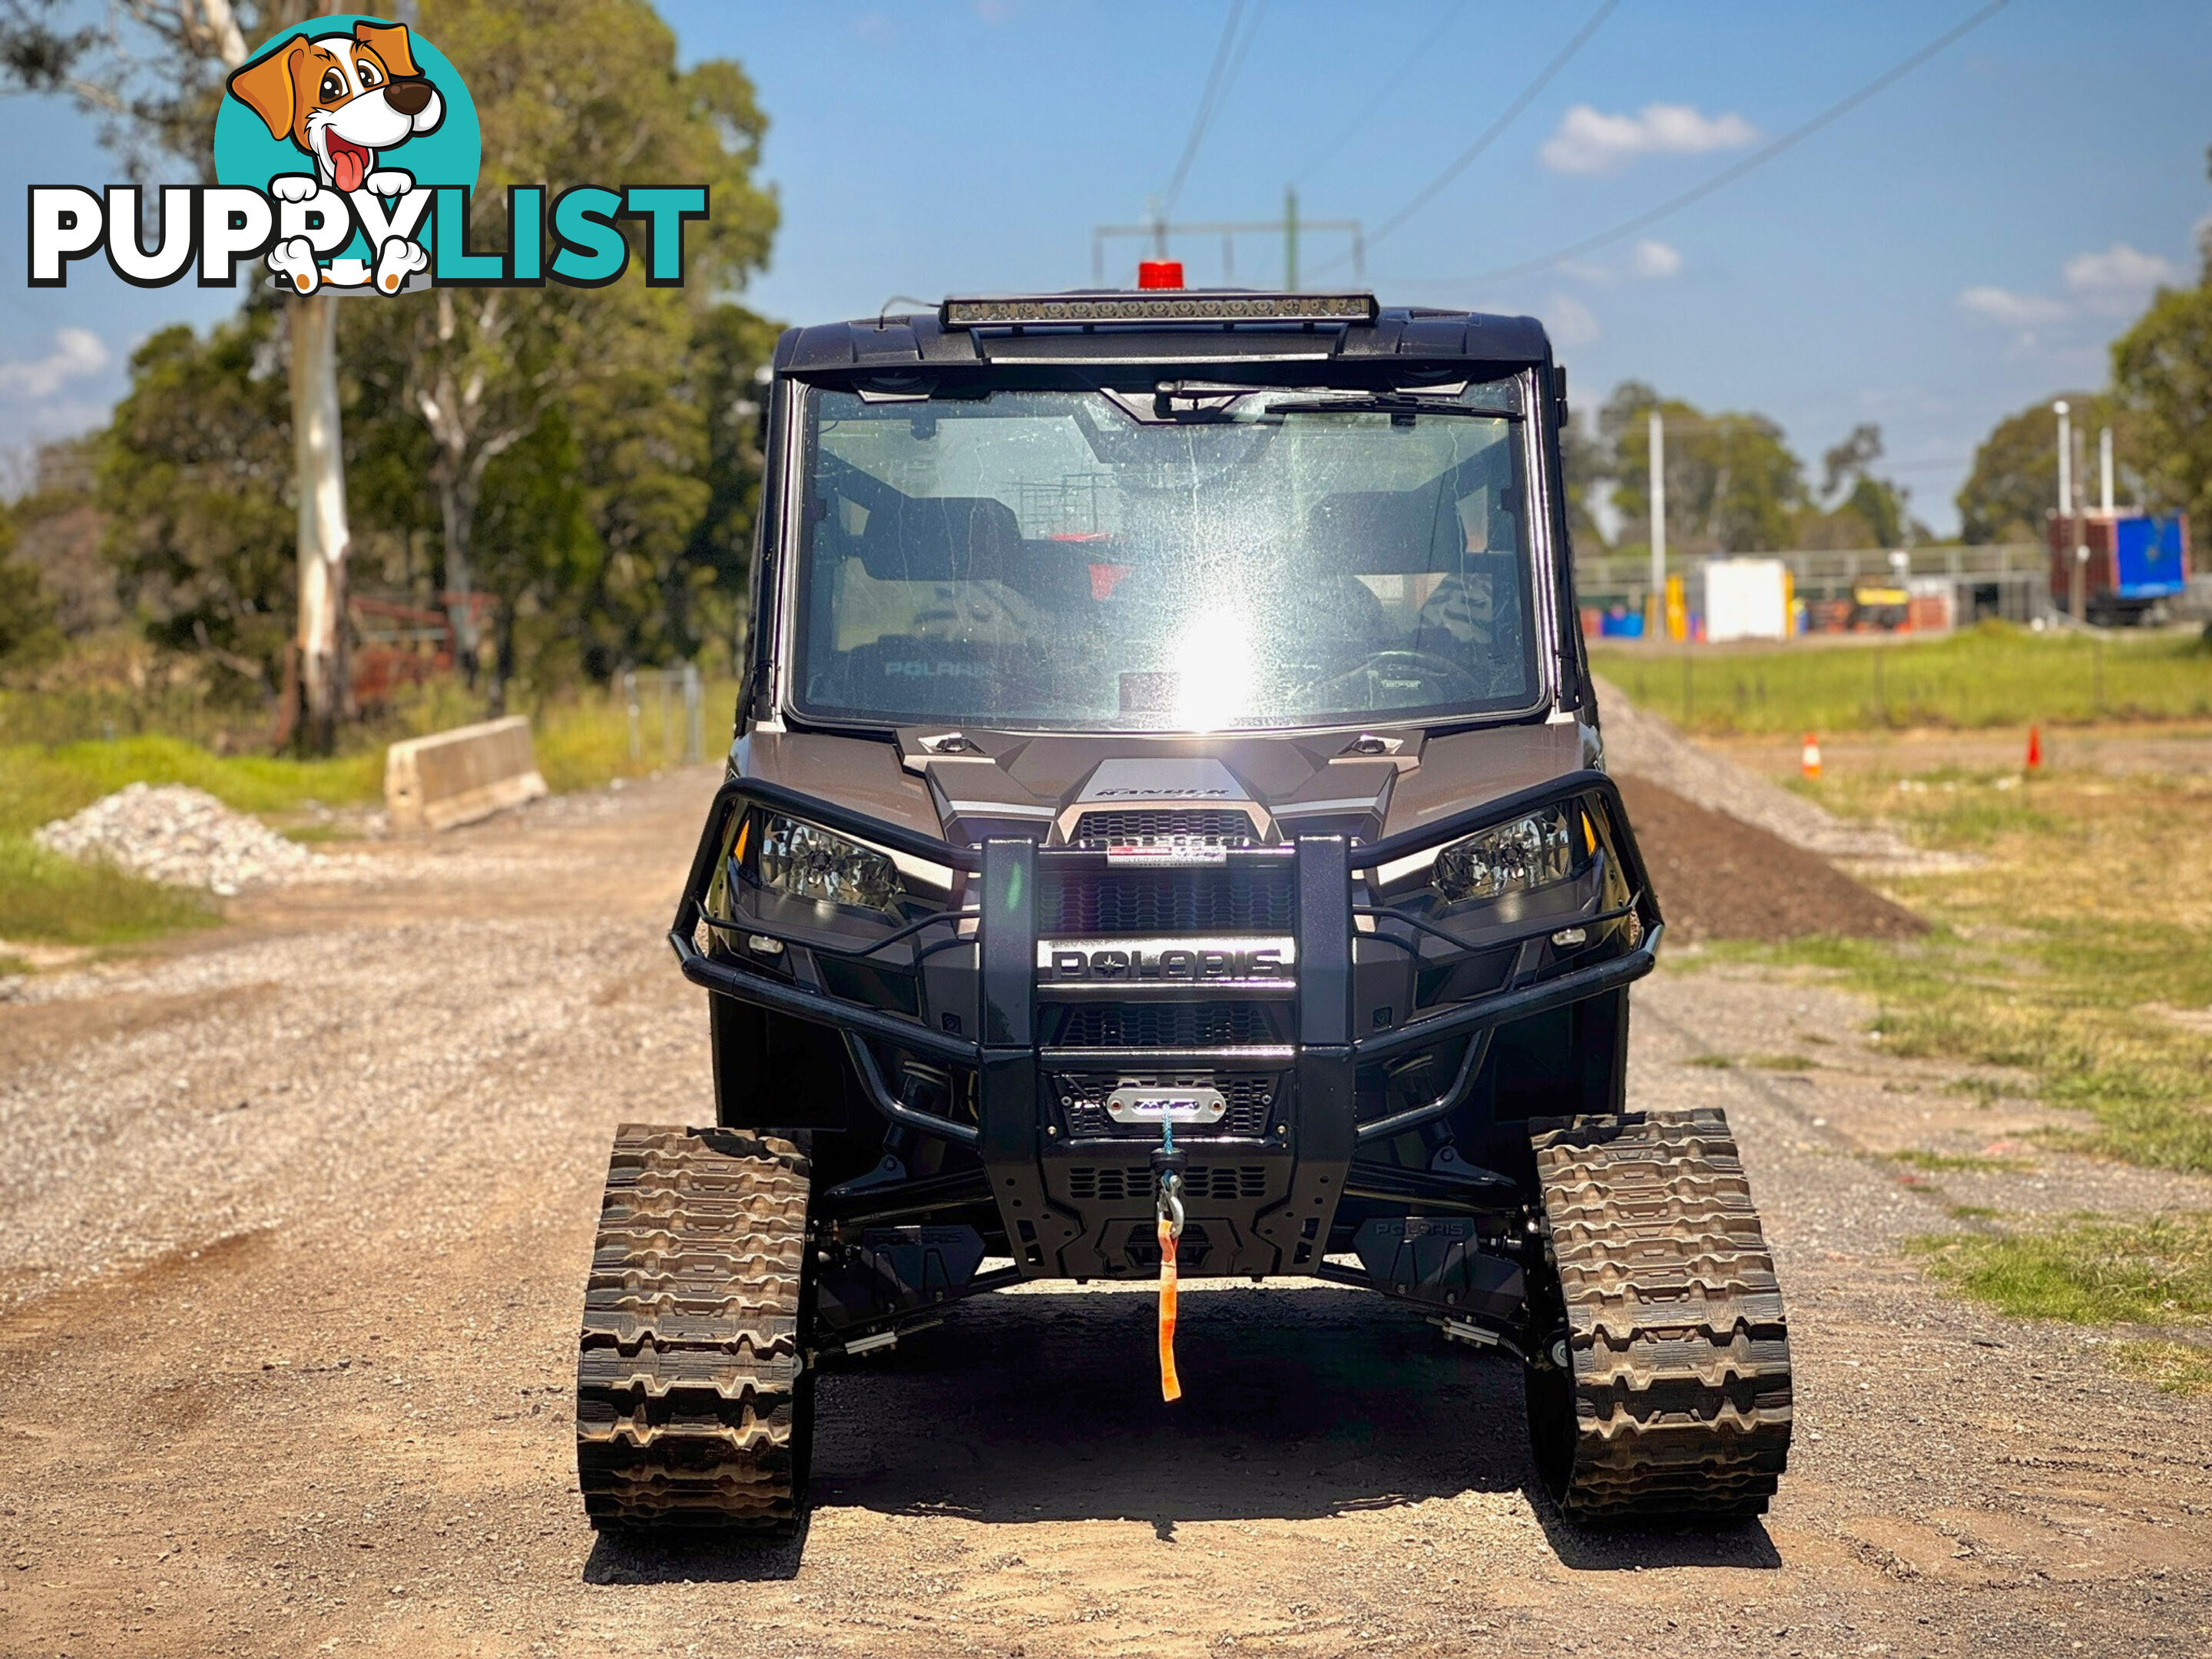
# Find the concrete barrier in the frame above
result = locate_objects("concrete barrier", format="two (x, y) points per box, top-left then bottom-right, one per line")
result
(384, 715), (548, 834)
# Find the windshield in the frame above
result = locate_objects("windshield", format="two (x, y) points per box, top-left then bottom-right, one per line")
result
(791, 381), (1540, 732)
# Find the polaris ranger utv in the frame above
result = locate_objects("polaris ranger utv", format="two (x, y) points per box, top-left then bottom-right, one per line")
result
(575, 286), (1793, 1533)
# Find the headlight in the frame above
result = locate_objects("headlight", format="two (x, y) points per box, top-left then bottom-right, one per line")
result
(757, 813), (903, 914)
(1432, 806), (1578, 904)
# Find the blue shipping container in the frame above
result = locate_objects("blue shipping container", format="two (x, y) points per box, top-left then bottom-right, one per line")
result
(2114, 515), (2187, 600)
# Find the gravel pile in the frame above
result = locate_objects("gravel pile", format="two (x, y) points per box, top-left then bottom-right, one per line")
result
(33, 783), (320, 896)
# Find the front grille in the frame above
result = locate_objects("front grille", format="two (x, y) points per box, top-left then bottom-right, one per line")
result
(1073, 810), (1254, 848)
(1066, 1164), (1269, 1203)
(1041, 1002), (1279, 1048)
(1042, 863), (1293, 933)
(1054, 1072), (1279, 1138)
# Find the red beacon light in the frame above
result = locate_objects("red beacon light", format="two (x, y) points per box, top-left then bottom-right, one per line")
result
(1137, 260), (1185, 290)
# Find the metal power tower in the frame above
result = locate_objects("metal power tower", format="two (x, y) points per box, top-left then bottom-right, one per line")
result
(1093, 189), (1363, 290)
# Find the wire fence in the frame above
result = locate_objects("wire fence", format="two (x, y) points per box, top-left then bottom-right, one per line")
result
(623, 664), (707, 767)
(1592, 629), (2212, 735)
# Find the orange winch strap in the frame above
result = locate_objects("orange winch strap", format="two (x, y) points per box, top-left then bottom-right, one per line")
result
(1157, 1214), (1182, 1402)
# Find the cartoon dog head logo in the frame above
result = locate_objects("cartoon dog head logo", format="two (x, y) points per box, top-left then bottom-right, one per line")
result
(226, 22), (445, 196)
(213, 14), (478, 297)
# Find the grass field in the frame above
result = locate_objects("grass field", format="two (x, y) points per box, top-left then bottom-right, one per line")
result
(1707, 755), (2212, 1389)
(0, 737), (376, 948)
(1734, 763), (2212, 1174)
(0, 739), (383, 839)
(0, 677), (739, 949)
(1591, 621), (2212, 736)
(1910, 1212), (2212, 1326)
(1909, 1214), (2212, 1396)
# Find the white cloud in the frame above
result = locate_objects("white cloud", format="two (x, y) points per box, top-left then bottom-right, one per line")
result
(1554, 240), (1680, 286)
(1957, 243), (2182, 347)
(1545, 293), (1599, 347)
(1955, 286), (2065, 329)
(2061, 242), (2180, 313)
(0, 328), (109, 400)
(1538, 103), (1759, 175)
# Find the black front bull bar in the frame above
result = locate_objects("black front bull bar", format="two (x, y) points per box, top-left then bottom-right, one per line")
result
(667, 769), (1662, 1169)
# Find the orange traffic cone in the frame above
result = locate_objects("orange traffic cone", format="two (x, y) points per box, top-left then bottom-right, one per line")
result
(1801, 733), (1822, 781)
(2025, 725), (2042, 772)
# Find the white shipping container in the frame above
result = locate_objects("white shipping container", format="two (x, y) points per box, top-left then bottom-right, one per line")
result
(1703, 558), (1790, 642)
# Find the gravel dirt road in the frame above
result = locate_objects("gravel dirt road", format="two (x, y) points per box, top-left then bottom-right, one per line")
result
(2, 769), (2207, 1659)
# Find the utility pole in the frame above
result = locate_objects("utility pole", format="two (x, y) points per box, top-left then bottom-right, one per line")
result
(1094, 205), (1362, 292)
(1647, 408), (1667, 637)
(2099, 426), (2114, 514)
(2055, 400), (2071, 516)
(2054, 400), (2074, 619)
(2072, 415), (2090, 621)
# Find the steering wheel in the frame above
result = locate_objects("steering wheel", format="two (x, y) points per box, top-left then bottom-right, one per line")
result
(1285, 648), (1492, 710)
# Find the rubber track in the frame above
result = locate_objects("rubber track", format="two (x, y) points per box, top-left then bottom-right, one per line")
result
(1530, 1108), (1793, 1521)
(575, 1124), (811, 1531)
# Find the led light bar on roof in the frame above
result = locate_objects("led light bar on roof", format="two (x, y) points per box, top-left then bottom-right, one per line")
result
(939, 292), (1379, 329)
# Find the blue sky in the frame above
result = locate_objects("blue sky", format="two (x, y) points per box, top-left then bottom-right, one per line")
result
(6, 0), (2210, 535)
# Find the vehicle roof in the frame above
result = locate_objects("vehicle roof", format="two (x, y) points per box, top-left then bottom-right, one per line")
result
(772, 296), (1554, 377)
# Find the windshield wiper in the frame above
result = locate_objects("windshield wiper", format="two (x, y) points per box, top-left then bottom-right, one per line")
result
(1261, 393), (1522, 419)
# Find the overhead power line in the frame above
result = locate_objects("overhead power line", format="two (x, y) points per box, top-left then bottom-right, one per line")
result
(1161, 0), (1269, 224)
(1296, 0), (1469, 184)
(1310, 0), (1615, 280)
(1443, 0), (2011, 289)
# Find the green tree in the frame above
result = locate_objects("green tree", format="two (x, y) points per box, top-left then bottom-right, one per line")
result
(2111, 286), (2212, 552)
(1955, 392), (2114, 545)
(2, 1), (377, 750)
(1602, 382), (1806, 555)
(677, 303), (782, 662)
(1558, 412), (1613, 552)
(1810, 422), (1923, 548)
(1820, 423), (1883, 497)
(0, 0), (280, 174)
(350, 0), (778, 695)
(0, 504), (64, 669)
(472, 405), (601, 690)
(5, 439), (120, 638)
(98, 310), (296, 697)
(40, 2), (781, 708)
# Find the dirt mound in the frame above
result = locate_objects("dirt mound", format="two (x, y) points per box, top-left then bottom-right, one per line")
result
(1595, 674), (1969, 873)
(1618, 773), (1926, 944)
